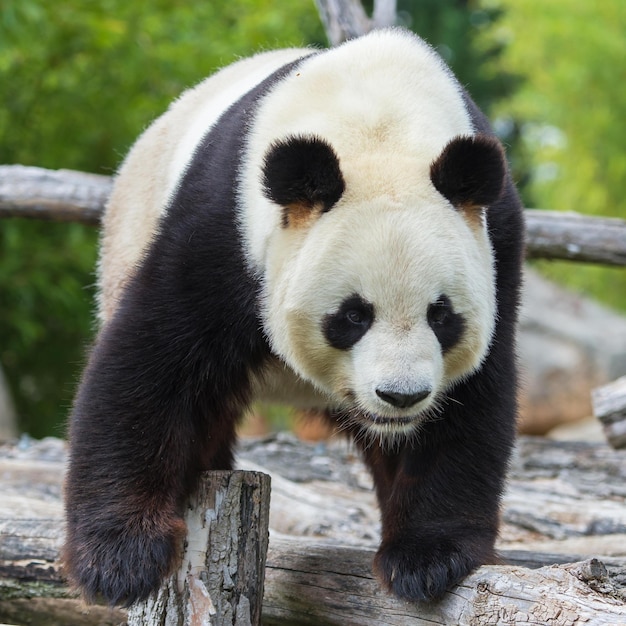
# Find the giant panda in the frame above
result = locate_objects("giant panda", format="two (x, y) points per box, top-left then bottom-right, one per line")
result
(63, 28), (524, 608)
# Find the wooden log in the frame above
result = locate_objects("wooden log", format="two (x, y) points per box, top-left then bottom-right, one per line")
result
(0, 164), (110, 224)
(1, 436), (626, 624)
(313, 0), (397, 46)
(593, 375), (626, 449)
(525, 209), (626, 266)
(0, 364), (18, 441)
(127, 470), (271, 626)
(313, 0), (371, 45)
(262, 538), (626, 626)
(2, 537), (625, 626)
(371, 0), (397, 29)
(3, 165), (626, 266)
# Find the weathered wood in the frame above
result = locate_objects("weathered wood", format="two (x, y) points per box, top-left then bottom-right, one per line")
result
(371, 0), (397, 29)
(0, 164), (110, 224)
(0, 364), (18, 442)
(263, 539), (626, 625)
(593, 375), (626, 449)
(314, 0), (397, 45)
(0, 586), (125, 626)
(3, 165), (626, 266)
(503, 437), (626, 543)
(1, 435), (626, 625)
(127, 470), (271, 626)
(313, 0), (371, 45)
(525, 209), (626, 266)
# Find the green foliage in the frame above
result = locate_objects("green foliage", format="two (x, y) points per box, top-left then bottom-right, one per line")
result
(0, 0), (324, 436)
(393, 1), (530, 189)
(0, 221), (97, 437)
(480, 0), (626, 310)
(0, 1), (324, 172)
(396, 0), (521, 115)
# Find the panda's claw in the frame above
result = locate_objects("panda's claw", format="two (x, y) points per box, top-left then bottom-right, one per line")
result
(63, 513), (186, 608)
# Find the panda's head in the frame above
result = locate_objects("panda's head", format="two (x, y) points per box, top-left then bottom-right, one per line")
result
(259, 134), (506, 439)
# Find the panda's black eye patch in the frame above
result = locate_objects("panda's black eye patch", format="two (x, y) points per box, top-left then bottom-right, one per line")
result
(428, 295), (465, 353)
(323, 295), (374, 350)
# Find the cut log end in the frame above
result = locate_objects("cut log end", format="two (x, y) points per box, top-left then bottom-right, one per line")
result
(127, 470), (271, 626)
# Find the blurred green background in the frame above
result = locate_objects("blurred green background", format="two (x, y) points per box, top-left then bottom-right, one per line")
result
(0, 0), (624, 437)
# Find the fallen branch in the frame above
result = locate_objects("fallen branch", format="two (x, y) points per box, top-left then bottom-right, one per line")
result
(2, 165), (626, 266)
(263, 539), (626, 625)
(0, 164), (110, 225)
(525, 209), (626, 267)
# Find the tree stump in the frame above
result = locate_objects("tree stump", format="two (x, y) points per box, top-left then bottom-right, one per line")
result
(127, 470), (271, 626)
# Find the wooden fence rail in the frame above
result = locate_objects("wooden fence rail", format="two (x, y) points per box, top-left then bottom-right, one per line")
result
(2, 164), (626, 266)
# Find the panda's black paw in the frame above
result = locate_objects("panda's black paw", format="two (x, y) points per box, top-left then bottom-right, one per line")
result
(373, 533), (492, 602)
(63, 514), (186, 608)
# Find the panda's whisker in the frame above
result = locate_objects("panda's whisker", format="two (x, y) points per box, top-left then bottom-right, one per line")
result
(443, 394), (464, 407)
(334, 419), (357, 439)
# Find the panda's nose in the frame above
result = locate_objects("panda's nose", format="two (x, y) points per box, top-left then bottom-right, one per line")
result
(375, 387), (431, 409)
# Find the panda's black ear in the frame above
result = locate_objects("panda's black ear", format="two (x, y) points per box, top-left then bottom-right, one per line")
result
(262, 135), (345, 227)
(430, 134), (506, 214)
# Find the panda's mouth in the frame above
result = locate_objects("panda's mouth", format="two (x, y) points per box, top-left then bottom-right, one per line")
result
(344, 408), (427, 435)
(344, 410), (427, 446)
(336, 391), (427, 426)
(367, 414), (417, 426)
(334, 388), (438, 437)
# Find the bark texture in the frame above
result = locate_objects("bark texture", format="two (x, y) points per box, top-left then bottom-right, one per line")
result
(126, 471), (271, 626)
(1, 435), (626, 625)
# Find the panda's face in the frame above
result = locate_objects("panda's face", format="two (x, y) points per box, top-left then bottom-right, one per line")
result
(260, 135), (506, 438)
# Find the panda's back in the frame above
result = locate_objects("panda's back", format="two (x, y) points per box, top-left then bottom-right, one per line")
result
(97, 47), (308, 323)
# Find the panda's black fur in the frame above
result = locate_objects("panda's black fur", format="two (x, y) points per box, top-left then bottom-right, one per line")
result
(64, 29), (525, 608)
(263, 134), (346, 225)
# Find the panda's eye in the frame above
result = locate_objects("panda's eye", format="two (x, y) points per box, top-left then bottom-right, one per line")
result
(346, 309), (365, 325)
(427, 300), (451, 326)
(323, 295), (374, 350)
(428, 295), (465, 353)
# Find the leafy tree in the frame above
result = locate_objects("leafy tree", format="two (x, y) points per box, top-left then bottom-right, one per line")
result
(0, 0), (324, 437)
(395, 0), (520, 115)
(479, 0), (626, 310)
(0, 1), (324, 171)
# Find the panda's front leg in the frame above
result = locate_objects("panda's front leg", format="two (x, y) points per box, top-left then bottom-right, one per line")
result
(364, 433), (507, 603)
(63, 269), (266, 606)
(63, 314), (244, 607)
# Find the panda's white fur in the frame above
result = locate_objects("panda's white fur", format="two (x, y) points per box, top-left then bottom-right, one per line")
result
(239, 29), (474, 270)
(100, 29), (495, 437)
(264, 198), (495, 435)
